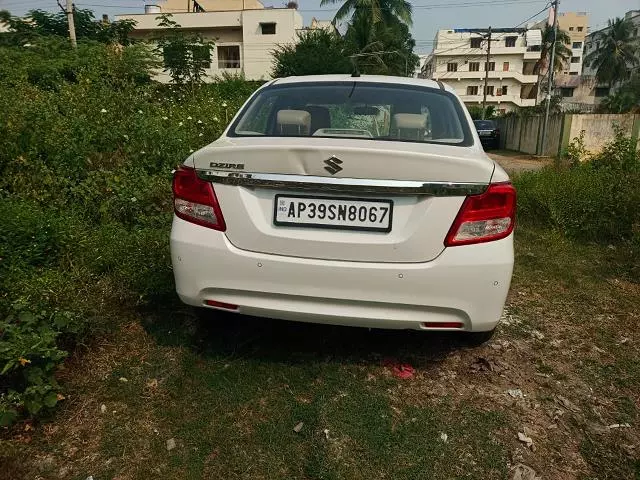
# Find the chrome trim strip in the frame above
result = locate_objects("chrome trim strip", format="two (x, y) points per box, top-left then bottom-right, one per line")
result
(196, 170), (487, 196)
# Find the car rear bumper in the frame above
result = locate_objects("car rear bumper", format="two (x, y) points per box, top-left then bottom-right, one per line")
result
(170, 216), (514, 332)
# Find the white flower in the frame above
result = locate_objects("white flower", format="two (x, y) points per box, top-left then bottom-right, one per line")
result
(197, 120), (203, 124)
(100, 108), (107, 113)
(213, 116), (219, 122)
(189, 149), (194, 153)
(138, 110), (143, 114)
(23, 43), (32, 47)
(178, 122), (183, 126)
(130, 197), (137, 202)
(162, 116), (168, 120)
(222, 102), (228, 108)
(199, 133), (203, 137)
(187, 116), (192, 120)
(140, 151), (146, 154)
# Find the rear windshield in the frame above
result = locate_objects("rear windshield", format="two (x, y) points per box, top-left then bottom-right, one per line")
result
(473, 120), (496, 129)
(229, 82), (473, 146)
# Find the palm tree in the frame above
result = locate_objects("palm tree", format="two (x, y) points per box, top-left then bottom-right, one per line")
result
(319, 0), (412, 26)
(534, 24), (571, 75)
(584, 17), (639, 86)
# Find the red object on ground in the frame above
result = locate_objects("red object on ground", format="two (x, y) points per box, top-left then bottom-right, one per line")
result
(382, 358), (415, 379)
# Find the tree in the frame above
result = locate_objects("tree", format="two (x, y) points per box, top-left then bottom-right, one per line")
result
(534, 24), (571, 75)
(272, 29), (352, 77)
(599, 74), (640, 113)
(0, 9), (136, 46)
(319, 0), (412, 26)
(343, 11), (418, 76)
(154, 14), (214, 86)
(584, 17), (639, 87)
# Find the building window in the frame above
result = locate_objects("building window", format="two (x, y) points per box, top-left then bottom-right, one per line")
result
(569, 26), (574, 31)
(467, 85), (479, 95)
(260, 22), (276, 35)
(469, 62), (480, 71)
(218, 45), (240, 69)
(164, 44), (211, 69)
(505, 36), (517, 47)
(569, 72), (578, 75)
(571, 56), (580, 63)
(503, 61), (509, 71)
(572, 41), (582, 49)
(501, 86), (508, 95)
(484, 85), (494, 96)
(485, 62), (495, 71)
(447, 62), (458, 72)
(560, 87), (574, 97)
(577, 26), (583, 32)
(595, 87), (610, 97)
(192, 44), (212, 69)
(470, 37), (482, 48)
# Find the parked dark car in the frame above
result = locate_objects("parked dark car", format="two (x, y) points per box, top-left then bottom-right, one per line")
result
(473, 120), (500, 150)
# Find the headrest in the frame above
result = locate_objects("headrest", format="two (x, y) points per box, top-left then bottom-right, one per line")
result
(393, 113), (427, 130)
(277, 110), (311, 129)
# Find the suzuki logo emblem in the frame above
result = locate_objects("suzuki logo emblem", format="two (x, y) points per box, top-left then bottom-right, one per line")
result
(324, 156), (343, 175)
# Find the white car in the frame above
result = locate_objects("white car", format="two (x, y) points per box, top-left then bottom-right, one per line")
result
(171, 75), (515, 344)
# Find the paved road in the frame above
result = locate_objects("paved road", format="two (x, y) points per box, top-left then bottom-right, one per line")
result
(487, 150), (550, 174)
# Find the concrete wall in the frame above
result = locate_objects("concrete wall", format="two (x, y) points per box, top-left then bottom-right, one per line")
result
(567, 114), (639, 154)
(496, 115), (562, 156)
(497, 113), (640, 157)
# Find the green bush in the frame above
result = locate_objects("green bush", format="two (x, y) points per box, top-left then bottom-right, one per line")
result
(0, 37), (259, 424)
(515, 129), (640, 243)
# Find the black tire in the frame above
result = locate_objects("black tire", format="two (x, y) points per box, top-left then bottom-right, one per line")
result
(460, 328), (496, 347)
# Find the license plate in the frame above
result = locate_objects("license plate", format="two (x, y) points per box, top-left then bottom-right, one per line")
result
(274, 195), (393, 232)
(479, 130), (492, 136)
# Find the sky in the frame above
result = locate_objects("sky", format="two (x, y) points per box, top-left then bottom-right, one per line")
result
(1, 0), (639, 53)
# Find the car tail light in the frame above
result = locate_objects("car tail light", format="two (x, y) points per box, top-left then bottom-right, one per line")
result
(172, 165), (226, 231)
(445, 182), (515, 246)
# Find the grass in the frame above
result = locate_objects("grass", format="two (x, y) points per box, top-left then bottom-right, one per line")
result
(1, 225), (639, 479)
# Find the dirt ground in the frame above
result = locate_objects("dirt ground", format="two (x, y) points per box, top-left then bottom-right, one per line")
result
(487, 150), (552, 174)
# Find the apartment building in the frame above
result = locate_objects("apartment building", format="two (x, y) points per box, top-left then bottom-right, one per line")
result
(421, 28), (542, 113)
(551, 9), (640, 105)
(116, 1), (305, 81)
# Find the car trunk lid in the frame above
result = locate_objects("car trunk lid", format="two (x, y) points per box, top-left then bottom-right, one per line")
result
(189, 137), (494, 263)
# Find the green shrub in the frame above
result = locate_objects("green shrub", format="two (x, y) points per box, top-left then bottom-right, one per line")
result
(0, 37), (260, 425)
(515, 128), (640, 243)
(0, 303), (81, 425)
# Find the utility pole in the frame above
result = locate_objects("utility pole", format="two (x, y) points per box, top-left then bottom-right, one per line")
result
(481, 26), (492, 119)
(540, 0), (559, 157)
(65, 0), (77, 49)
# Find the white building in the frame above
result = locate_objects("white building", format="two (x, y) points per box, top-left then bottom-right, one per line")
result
(421, 28), (542, 113)
(413, 54), (430, 78)
(117, 1), (309, 81)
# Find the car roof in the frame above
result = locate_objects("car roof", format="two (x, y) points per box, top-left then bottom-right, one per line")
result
(271, 74), (454, 93)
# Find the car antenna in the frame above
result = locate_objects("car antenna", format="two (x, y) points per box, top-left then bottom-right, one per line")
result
(350, 56), (360, 77)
